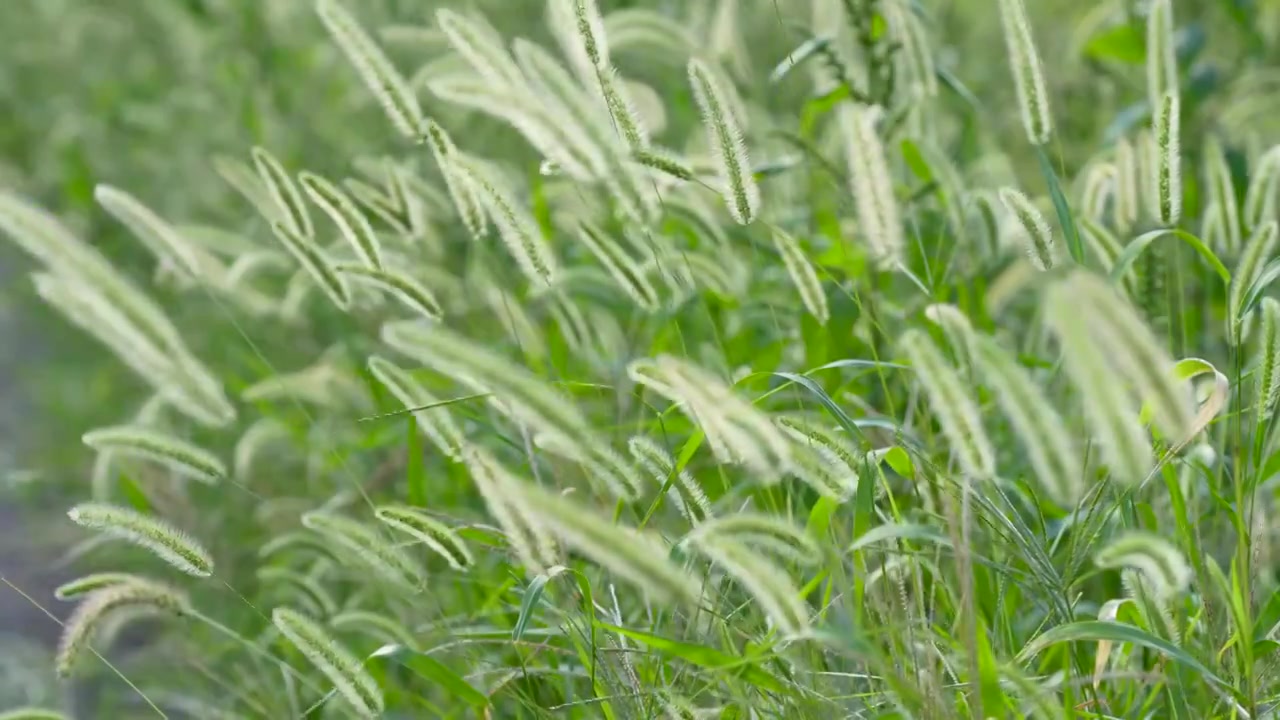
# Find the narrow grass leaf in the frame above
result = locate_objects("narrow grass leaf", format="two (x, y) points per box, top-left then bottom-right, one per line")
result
(1018, 621), (1225, 689)
(597, 622), (785, 693)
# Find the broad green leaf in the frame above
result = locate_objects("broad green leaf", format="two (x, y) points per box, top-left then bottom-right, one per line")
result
(769, 36), (833, 83)
(1036, 147), (1085, 264)
(513, 565), (569, 642)
(900, 139), (934, 183)
(405, 415), (425, 507)
(371, 644), (489, 708)
(1084, 24), (1147, 64)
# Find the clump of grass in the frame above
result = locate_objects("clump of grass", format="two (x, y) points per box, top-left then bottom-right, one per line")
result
(5, 1), (1278, 717)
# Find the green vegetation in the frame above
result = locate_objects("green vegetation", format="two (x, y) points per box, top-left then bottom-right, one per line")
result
(3, 0), (1280, 717)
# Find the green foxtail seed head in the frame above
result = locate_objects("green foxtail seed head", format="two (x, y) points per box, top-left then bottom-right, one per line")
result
(435, 8), (525, 88)
(212, 154), (279, 227)
(316, 0), (425, 141)
(685, 513), (821, 566)
(997, 187), (1055, 271)
(462, 446), (559, 572)
(268, 221), (352, 310)
(688, 534), (810, 637)
(885, 0), (938, 99)
(770, 227), (829, 324)
(301, 511), (424, 591)
(26, 273), (233, 428)
(1228, 221), (1279, 344)
(998, 0), (1053, 145)
(775, 415), (860, 501)
(843, 104), (904, 268)
(627, 435), (713, 524)
(94, 185), (214, 281)
(569, 0), (648, 150)
(923, 303), (979, 370)
(298, 171), (384, 270)
(513, 478), (699, 605)
(1095, 531), (1191, 599)
(1205, 137), (1242, 254)
(1135, 128), (1159, 221)
(627, 354), (792, 476)
(82, 425), (226, 484)
(1113, 138), (1139, 230)
(57, 580), (187, 677)
(422, 120), (488, 239)
(249, 147), (314, 238)
(0, 191), (234, 424)
(1257, 297), (1280, 416)
(380, 320), (595, 456)
(1244, 146), (1280, 232)
(632, 148), (696, 182)
(67, 503), (214, 577)
(449, 156), (559, 285)
(575, 221), (661, 312)
(1085, 162), (1116, 221)
(687, 58), (758, 224)
(1044, 272), (1171, 480)
(54, 572), (152, 601)
(375, 505), (474, 570)
(898, 329), (995, 479)
(973, 335), (1083, 507)
(1154, 91), (1182, 226)
(272, 607), (384, 718)
(333, 263), (443, 320)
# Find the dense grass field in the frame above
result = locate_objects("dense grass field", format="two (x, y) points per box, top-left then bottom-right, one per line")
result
(6, 0), (1280, 717)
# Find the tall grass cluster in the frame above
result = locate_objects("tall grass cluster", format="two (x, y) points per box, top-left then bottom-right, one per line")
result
(4, 0), (1280, 717)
